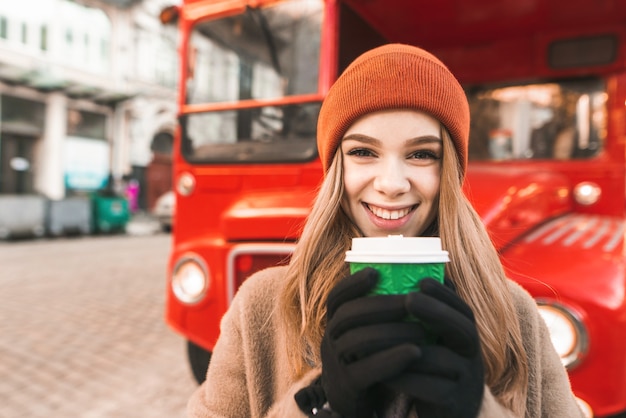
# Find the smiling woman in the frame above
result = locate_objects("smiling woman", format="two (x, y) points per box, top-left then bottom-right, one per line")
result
(188, 44), (586, 418)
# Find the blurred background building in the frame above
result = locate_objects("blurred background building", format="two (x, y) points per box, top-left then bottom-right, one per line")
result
(0, 0), (178, 211)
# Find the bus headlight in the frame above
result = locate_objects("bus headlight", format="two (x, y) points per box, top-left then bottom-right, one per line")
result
(171, 254), (209, 304)
(573, 181), (601, 206)
(537, 301), (588, 369)
(176, 172), (195, 196)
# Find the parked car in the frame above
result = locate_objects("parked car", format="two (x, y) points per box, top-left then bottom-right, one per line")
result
(153, 191), (174, 232)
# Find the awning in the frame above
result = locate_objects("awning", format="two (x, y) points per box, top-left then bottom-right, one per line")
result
(0, 63), (135, 105)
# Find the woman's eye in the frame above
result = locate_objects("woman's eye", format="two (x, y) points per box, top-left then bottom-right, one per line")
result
(347, 148), (375, 157)
(410, 150), (440, 160)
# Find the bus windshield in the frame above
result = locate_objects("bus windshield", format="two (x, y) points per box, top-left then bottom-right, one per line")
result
(467, 79), (606, 162)
(181, 0), (323, 164)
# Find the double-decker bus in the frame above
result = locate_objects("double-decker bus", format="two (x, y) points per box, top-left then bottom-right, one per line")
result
(161, 1), (626, 416)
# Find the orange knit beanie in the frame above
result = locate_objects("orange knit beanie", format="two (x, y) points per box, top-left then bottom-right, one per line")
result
(317, 43), (470, 177)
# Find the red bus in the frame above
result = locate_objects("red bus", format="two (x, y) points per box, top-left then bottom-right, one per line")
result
(162, 1), (626, 416)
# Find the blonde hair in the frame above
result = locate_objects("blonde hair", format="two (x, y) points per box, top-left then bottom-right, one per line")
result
(278, 128), (528, 415)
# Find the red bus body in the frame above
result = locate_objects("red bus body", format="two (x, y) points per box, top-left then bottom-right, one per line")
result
(165, 1), (626, 416)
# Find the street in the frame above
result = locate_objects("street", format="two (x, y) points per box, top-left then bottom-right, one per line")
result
(0, 233), (198, 418)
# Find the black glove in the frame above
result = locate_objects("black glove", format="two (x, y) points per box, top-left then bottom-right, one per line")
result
(385, 278), (485, 418)
(317, 267), (427, 418)
(295, 378), (341, 417)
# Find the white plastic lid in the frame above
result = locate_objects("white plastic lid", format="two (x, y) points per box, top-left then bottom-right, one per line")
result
(345, 235), (450, 263)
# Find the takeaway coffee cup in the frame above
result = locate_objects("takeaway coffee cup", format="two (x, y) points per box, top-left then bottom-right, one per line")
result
(345, 235), (450, 295)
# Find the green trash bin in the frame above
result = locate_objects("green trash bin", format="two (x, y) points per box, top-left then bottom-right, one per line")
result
(91, 193), (130, 233)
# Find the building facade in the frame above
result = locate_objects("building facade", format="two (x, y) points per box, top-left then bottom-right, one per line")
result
(0, 0), (178, 210)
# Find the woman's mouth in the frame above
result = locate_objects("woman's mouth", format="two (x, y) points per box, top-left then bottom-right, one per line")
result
(366, 203), (416, 220)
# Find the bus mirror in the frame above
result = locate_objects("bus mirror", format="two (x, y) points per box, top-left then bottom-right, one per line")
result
(159, 5), (180, 25)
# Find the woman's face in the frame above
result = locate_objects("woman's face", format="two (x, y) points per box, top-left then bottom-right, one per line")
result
(341, 109), (441, 237)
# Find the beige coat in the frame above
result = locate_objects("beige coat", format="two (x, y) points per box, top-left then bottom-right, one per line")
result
(188, 266), (584, 417)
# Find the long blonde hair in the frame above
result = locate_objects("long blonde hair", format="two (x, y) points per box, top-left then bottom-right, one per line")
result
(278, 128), (528, 415)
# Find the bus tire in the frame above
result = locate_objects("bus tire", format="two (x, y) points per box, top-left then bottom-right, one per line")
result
(187, 340), (212, 384)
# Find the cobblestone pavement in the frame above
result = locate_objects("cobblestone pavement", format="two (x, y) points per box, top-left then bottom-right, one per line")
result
(0, 234), (198, 418)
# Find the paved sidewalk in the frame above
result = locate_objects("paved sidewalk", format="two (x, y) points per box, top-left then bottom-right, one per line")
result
(0, 234), (198, 418)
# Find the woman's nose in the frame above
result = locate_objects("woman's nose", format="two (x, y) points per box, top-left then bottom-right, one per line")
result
(372, 160), (410, 196)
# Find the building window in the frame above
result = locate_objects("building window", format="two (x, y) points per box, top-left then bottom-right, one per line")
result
(66, 28), (73, 45)
(58, 0), (111, 73)
(100, 38), (108, 62)
(84, 33), (89, 60)
(67, 109), (107, 140)
(156, 33), (177, 88)
(40, 25), (47, 51)
(0, 16), (7, 40)
(64, 109), (109, 192)
(21, 22), (27, 44)
(1, 95), (46, 135)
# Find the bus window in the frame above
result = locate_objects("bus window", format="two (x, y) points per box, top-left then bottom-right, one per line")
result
(467, 79), (606, 161)
(181, 0), (322, 164)
(185, 1), (322, 104)
(181, 102), (321, 163)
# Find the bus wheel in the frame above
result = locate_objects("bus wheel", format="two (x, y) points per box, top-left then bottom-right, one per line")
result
(187, 340), (212, 384)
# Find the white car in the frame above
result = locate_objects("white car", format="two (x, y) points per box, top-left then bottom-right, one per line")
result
(153, 191), (175, 232)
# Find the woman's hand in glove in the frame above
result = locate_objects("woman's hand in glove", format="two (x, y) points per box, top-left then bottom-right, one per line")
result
(385, 278), (485, 418)
(294, 378), (341, 418)
(317, 267), (428, 418)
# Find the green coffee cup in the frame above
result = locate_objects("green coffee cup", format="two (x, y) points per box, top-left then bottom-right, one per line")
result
(345, 235), (449, 296)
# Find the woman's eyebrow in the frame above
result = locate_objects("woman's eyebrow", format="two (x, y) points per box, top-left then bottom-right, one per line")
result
(342, 133), (442, 145)
(342, 134), (382, 145)
(406, 136), (443, 146)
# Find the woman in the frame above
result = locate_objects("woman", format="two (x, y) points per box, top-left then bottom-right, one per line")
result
(188, 44), (584, 418)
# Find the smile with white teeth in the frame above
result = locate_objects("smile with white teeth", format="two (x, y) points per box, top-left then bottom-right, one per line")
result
(366, 204), (414, 220)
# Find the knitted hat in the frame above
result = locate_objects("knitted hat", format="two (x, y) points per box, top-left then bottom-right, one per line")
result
(317, 43), (470, 177)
